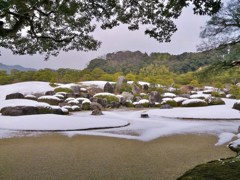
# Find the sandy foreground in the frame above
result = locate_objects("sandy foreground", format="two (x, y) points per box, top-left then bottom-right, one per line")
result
(0, 134), (235, 180)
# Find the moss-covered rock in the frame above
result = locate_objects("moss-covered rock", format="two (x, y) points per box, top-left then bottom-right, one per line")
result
(208, 97), (225, 106)
(54, 87), (73, 94)
(37, 96), (62, 105)
(93, 93), (119, 103)
(177, 156), (240, 180)
(182, 99), (208, 107)
(233, 101), (240, 111)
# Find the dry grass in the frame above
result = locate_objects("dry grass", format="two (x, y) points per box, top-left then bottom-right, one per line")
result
(0, 134), (234, 180)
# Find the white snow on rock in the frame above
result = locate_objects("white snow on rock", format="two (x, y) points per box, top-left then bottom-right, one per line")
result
(82, 99), (91, 104)
(25, 94), (36, 99)
(190, 94), (209, 99)
(229, 139), (240, 149)
(182, 99), (206, 105)
(0, 81), (54, 100)
(68, 99), (79, 104)
(38, 96), (61, 101)
(133, 99), (149, 105)
(163, 93), (176, 98)
(94, 92), (117, 97)
(173, 97), (188, 103)
(0, 99), (50, 110)
(65, 97), (76, 102)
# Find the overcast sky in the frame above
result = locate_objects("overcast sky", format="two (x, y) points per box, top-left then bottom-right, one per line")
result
(0, 6), (211, 70)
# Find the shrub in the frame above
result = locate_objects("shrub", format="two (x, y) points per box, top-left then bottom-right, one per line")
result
(94, 93), (119, 103)
(211, 91), (225, 98)
(230, 85), (240, 99)
(54, 87), (73, 94)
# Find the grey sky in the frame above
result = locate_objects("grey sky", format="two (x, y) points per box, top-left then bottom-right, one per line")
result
(0, 6), (210, 70)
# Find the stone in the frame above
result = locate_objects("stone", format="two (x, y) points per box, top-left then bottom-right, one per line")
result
(1, 106), (39, 116)
(149, 91), (161, 103)
(91, 109), (103, 115)
(143, 84), (149, 91)
(5, 93), (24, 100)
(0, 106), (61, 116)
(160, 104), (173, 109)
(71, 85), (81, 95)
(182, 99), (208, 107)
(131, 83), (141, 94)
(233, 101), (240, 111)
(116, 76), (127, 91)
(121, 92), (134, 101)
(141, 113), (149, 118)
(207, 97), (225, 105)
(104, 82), (114, 93)
(87, 87), (103, 96)
(37, 96), (62, 105)
(90, 102), (103, 110)
(45, 91), (56, 95)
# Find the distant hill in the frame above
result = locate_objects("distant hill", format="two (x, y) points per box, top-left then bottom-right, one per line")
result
(86, 50), (220, 74)
(0, 63), (36, 74)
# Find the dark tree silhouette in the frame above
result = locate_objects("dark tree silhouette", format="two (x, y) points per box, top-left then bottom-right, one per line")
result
(198, 0), (240, 67)
(0, 0), (221, 59)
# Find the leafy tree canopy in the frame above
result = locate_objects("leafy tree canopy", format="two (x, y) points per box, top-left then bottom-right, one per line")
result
(0, 0), (221, 59)
(198, 0), (240, 66)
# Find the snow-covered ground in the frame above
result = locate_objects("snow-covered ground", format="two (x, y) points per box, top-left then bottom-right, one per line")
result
(0, 81), (240, 147)
(0, 81), (54, 100)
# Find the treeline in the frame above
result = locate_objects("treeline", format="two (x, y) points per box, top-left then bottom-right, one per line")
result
(0, 64), (239, 90)
(87, 43), (240, 74)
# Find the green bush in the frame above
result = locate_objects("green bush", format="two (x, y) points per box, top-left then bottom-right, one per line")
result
(230, 85), (240, 99)
(211, 91), (225, 98)
(94, 95), (119, 103)
(54, 87), (73, 94)
(164, 100), (178, 107)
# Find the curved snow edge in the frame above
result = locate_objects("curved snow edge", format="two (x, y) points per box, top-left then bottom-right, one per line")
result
(0, 123), (130, 132)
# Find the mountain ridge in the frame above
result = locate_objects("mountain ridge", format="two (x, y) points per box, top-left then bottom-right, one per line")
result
(0, 63), (36, 74)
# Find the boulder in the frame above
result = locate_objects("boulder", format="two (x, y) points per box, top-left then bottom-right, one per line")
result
(91, 109), (103, 115)
(180, 85), (194, 93)
(103, 82), (114, 93)
(207, 97), (225, 105)
(233, 101), (240, 111)
(87, 87), (103, 96)
(0, 106), (60, 116)
(143, 84), (149, 91)
(1, 106), (39, 116)
(37, 96), (62, 105)
(182, 99), (208, 107)
(228, 139), (240, 154)
(70, 85), (81, 95)
(116, 76), (127, 91)
(25, 95), (37, 101)
(121, 92), (134, 101)
(90, 102), (103, 110)
(160, 104), (173, 109)
(141, 113), (149, 118)
(5, 93), (24, 100)
(82, 102), (91, 110)
(149, 91), (161, 103)
(131, 83), (141, 94)
(45, 91), (56, 95)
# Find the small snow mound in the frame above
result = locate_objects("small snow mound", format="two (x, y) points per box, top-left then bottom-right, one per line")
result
(38, 96), (61, 101)
(94, 92), (117, 97)
(215, 132), (236, 146)
(163, 93), (176, 98)
(182, 99), (206, 105)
